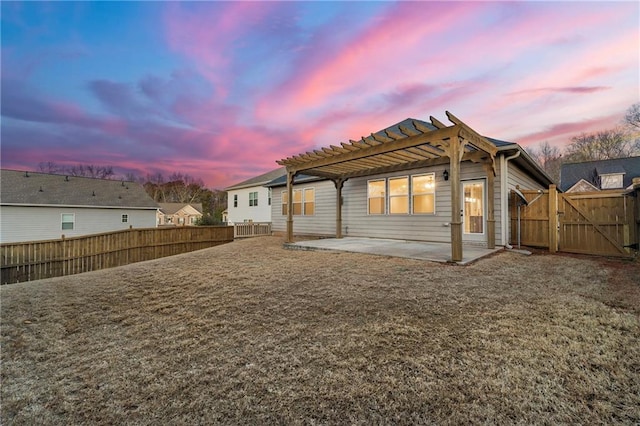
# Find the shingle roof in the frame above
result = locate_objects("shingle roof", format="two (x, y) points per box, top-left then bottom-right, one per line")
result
(224, 167), (286, 191)
(0, 169), (159, 209)
(158, 203), (203, 214)
(560, 157), (640, 191)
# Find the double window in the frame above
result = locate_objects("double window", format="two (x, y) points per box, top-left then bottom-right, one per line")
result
(249, 191), (258, 207)
(368, 173), (435, 215)
(281, 188), (315, 216)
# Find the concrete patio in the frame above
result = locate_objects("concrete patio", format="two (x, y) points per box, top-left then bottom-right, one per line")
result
(285, 237), (503, 265)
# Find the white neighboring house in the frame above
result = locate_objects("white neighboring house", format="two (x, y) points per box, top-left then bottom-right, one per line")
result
(224, 168), (286, 224)
(0, 169), (159, 243)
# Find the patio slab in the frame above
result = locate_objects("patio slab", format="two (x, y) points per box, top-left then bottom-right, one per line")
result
(286, 237), (503, 265)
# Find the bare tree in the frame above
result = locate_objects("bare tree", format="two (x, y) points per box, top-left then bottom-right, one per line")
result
(525, 141), (562, 183)
(38, 162), (63, 174)
(564, 128), (636, 162)
(624, 103), (640, 130)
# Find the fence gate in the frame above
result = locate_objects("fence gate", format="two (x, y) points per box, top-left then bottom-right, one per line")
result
(510, 185), (638, 258)
(558, 191), (636, 257)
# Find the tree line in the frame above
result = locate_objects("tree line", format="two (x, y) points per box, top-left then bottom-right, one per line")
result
(527, 103), (640, 183)
(36, 163), (227, 223)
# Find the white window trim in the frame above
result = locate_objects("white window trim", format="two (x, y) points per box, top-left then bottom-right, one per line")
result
(61, 213), (75, 230)
(388, 175), (410, 215)
(121, 214), (129, 223)
(411, 172), (437, 215)
(367, 178), (386, 215)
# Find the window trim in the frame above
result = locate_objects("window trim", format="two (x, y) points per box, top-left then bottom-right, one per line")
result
(61, 213), (75, 230)
(411, 172), (436, 215)
(367, 178), (386, 215)
(249, 191), (258, 207)
(388, 175), (409, 215)
(121, 214), (129, 223)
(281, 187), (315, 216)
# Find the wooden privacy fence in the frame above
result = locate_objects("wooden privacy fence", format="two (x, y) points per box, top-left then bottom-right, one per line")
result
(1, 226), (234, 284)
(233, 222), (272, 238)
(510, 184), (638, 258)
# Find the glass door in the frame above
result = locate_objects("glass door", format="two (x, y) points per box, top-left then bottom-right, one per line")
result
(462, 180), (485, 241)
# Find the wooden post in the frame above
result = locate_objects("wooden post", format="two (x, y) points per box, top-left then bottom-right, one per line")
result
(334, 178), (345, 238)
(450, 137), (464, 262)
(548, 184), (558, 253)
(286, 170), (294, 243)
(485, 162), (496, 249)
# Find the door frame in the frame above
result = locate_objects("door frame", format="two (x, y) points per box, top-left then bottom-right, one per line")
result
(461, 178), (487, 243)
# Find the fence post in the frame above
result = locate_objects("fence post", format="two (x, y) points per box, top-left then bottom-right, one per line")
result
(548, 184), (558, 253)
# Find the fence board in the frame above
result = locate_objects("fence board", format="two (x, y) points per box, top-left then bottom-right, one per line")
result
(1, 226), (234, 284)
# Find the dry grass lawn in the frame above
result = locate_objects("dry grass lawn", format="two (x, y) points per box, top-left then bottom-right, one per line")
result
(2, 236), (639, 425)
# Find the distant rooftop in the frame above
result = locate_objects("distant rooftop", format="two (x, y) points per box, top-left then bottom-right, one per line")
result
(224, 167), (286, 191)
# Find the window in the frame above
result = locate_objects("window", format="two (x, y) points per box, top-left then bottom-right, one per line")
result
(121, 214), (129, 223)
(600, 173), (624, 189)
(233, 194), (238, 208)
(389, 177), (409, 214)
(249, 191), (258, 207)
(412, 174), (435, 214)
(61, 213), (74, 230)
(281, 188), (315, 216)
(292, 189), (302, 215)
(304, 188), (315, 215)
(282, 191), (288, 215)
(368, 179), (386, 214)
(268, 188), (272, 206)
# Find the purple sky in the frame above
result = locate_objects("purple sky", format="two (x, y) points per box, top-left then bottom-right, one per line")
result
(1, 1), (638, 188)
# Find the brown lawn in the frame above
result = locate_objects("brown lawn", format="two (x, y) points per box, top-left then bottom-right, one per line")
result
(2, 236), (639, 425)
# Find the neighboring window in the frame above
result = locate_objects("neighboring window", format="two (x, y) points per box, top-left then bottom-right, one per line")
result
(368, 179), (386, 214)
(304, 188), (315, 215)
(233, 194), (238, 208)
(249, 191), (258, 207)
(179, 217), (185, 225)
(389, 177), (409, 214)
(61, 213), (75, 230)
(190, 216), (197, 224)
(412, 173), (436, 214)
(268, 188), (272, 206)
(122, 214), (128, 223)
(600, 173), (624, 189)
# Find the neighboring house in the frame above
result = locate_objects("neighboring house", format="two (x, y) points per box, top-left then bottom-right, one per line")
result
(224, 167), (286, 224)
(560, 157), (640, 192)
(157, 203), (204, 226)
(0, 169), (159, 243)
(265, 114), (554, 261)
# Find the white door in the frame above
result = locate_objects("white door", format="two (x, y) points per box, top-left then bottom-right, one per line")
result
(462, 180), (486, 242)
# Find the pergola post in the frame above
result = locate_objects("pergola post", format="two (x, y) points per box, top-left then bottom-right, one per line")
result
(449, 137), (464, 262)
(334, 178), (345, 238)
(485, 162), (496, 249)
(285, 170), (294, 243)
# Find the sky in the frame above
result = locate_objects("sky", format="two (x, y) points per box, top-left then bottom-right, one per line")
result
(1, 1), (638, 188)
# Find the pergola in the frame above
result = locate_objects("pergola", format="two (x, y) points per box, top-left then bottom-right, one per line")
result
(277, 112), (498, 262)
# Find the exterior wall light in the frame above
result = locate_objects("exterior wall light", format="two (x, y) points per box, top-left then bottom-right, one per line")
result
(443, 169), (449, 181)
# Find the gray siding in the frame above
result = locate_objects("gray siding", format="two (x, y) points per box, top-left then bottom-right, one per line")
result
(507, 162), (546, 191)
(272, 162), (504, 243)
(0, 206), (157, 243)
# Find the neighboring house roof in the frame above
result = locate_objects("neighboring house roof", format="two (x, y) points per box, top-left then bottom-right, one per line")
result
(264, 174), (325, 188)
(158, 203), (203, 215)
(0, 169), (159, 209)
(560, 157), (640, 192)
(224, 167), (286, 191)
(566, 179), (599, 193)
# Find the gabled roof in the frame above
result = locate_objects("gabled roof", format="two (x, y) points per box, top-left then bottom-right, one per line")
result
(224, 167), (286, 191)
(560, 157), (640, 191)
(0, 169), (159, 209)
(158, 203), (203, 215)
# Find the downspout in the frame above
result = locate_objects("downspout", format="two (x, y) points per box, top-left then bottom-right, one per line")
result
(500, 150), (521, 248)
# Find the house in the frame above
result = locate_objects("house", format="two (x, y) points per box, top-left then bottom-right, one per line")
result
(266, 113), (554, 262)
(224, 167), (286, 224)
(560, 157), (640, 192)
(0, 169), (159, 243)
(157, 203), (204, 226)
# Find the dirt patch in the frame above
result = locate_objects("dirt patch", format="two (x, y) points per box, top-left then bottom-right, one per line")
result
(2, 236), (639, 424)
